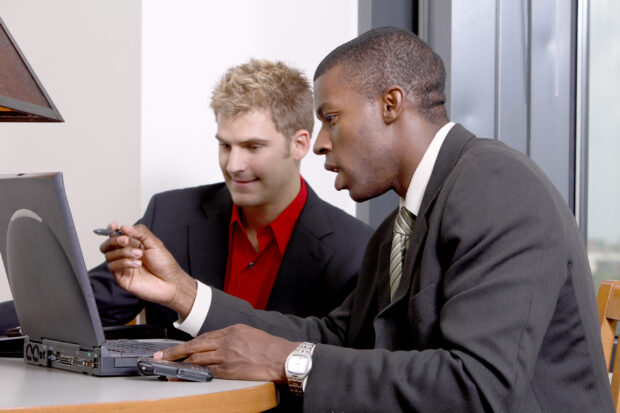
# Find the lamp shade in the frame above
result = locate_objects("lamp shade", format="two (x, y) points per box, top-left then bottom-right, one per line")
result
(0, 16), (63, 122)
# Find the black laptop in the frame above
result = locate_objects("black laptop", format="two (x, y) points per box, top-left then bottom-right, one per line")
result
(0, 172), (180, 376)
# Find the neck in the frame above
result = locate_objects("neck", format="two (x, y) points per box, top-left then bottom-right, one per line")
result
(240, 176), (302, 232)
(396, 119), (447, 198)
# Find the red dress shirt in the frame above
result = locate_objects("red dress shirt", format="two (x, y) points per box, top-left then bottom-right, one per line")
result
(222, 178), (308, 309)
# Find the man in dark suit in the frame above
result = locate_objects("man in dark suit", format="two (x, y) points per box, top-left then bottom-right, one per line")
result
(0, 59), (372, 341)
(102, 28), (614, 411)
(90, 181), (371, 340)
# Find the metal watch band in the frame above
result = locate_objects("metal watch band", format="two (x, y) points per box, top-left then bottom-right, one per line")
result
(286, 342), (315, 397)
(296, 342), (315, 355)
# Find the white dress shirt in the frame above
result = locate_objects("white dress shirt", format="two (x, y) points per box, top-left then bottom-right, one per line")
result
(401, 121), (455, 215)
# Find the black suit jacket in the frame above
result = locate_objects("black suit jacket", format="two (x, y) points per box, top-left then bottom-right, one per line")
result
(89, 182), (372, 339)
(202, 125), (614, 412)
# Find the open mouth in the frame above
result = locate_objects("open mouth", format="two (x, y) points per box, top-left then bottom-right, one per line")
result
(324, 162), (339, 174)
(324, 163), (346, 190)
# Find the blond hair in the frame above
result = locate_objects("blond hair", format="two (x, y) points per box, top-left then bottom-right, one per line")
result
(210, 59), (314, 138)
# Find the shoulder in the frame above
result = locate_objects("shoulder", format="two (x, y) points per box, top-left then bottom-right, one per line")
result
(438, 138), (568, 238)
(150, 182), (228, 202)
(453, 138), (559, 202)
(147, 182), (231, 211)
(138, 182), (232, 239)
(140, 182), (232, 226)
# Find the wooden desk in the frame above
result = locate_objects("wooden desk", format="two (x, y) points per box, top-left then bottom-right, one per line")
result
(0, 358), (277, 412)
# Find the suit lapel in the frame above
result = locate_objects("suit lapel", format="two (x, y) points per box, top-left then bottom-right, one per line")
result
(380, 124), (476, 310)
(418, 124), (476, 219)
(267, 185), (332, 309)
(187, 186), (232, 290)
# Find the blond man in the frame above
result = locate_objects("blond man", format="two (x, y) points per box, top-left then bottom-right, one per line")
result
(88, 59), (372, 340)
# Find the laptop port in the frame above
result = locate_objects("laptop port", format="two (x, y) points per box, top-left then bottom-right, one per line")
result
(57, 355), (73, 365)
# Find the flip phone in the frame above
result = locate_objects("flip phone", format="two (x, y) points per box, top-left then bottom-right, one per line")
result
(137, 357), (214, 382)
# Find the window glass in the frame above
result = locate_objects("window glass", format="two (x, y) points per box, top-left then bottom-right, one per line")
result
(587, 0), (620, 289)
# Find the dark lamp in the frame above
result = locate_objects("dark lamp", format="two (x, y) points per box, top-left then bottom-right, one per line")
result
(0, 17), (63, 122)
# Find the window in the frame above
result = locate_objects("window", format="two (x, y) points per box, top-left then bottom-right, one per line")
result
(587, 0), (620, 289)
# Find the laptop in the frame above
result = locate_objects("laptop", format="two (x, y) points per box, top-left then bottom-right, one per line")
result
(0, 172), (180, 376)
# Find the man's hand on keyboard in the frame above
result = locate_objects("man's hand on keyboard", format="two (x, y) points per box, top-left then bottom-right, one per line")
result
(154, 324), (298, 383)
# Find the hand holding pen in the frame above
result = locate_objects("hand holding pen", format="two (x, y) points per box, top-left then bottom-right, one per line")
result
(94, 223), (144, 251)
(95, 223), (197, 318)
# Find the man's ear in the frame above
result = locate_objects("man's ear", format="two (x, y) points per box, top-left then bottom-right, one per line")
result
(290, 129), (311, 161)
(382, 86), (405, 124)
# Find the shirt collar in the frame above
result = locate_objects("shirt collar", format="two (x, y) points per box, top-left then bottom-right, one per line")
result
(230, 177), (308, 255)
(400, 122), (455, 215)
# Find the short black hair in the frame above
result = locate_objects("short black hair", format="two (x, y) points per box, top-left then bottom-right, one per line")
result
(314, 26), (447, 124)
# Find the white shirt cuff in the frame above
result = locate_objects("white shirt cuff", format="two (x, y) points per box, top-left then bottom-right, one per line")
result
(173, 280), (212, 337)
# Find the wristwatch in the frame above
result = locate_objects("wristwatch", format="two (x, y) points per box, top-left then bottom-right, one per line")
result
(284, 342), (315, 396)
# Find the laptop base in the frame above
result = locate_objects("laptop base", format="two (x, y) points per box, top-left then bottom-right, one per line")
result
(24, 337), (100, 374)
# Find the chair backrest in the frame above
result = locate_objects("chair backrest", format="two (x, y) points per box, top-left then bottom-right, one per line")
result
(597, 279), (620, 412)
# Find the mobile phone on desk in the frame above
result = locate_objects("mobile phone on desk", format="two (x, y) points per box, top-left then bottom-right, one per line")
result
(137, 357), (214, 382)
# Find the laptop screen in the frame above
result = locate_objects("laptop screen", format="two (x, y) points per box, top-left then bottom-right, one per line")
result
(0, 172), (106, 349)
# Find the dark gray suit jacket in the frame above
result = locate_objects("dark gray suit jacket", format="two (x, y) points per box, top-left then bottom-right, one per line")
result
(201, 125), (614, 412)
(87, 182), (372, 340)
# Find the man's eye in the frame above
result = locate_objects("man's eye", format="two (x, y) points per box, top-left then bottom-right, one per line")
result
(325, 115), (336, 124)
(219, 143), (231, 150)
(248, 144), (261, 151)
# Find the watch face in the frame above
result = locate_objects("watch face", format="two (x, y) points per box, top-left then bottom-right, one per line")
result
(287, 355), (309, 375)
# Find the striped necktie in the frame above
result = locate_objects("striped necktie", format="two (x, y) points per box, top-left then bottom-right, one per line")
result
(389, 207), (416, 300)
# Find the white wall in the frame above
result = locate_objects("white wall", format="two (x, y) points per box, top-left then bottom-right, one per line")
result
(141, 0), (358, 213)
(0, 0), (142, 301)
(0, 0), (358, 302)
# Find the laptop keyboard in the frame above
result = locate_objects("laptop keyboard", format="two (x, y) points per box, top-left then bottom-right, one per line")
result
(104, 339), (176, 355)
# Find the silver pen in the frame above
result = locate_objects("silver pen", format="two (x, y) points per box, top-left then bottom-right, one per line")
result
(93, 228), (124, 236)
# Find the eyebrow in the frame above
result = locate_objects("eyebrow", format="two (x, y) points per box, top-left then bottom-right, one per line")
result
(215, 135), (270, 145)
(315, 104), (327, 120)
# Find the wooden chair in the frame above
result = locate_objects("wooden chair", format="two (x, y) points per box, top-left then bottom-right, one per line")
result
(597, 279), (620, 411)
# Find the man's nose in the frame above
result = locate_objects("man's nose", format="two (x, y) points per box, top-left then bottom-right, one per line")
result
(226, 147), (246, 173)
(313, 126), (332, 155)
